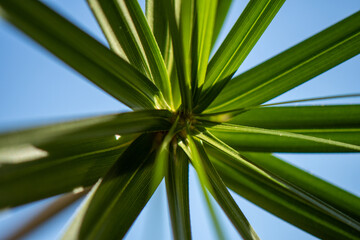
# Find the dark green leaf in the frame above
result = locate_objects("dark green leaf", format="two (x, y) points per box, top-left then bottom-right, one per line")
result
(207, 123), (360, 152)
(208, 11), (360, 113)
(188, 136), (259, 240)
(87, 0), (151, 75)
(0, 134), (135, 208)
(146, 0), (170, 61)
(89, 0), (174, 108)
(160, 0), (192, 111)
(0, 110), (171, 207)
(198, 135), (360, 238)
(0, 0), (163, 109)
(165, 145), (191, 240)
(210, 148), (360, 239)
(0, 110), (172, 148)
(229, 105), (360, 129)
(240, 152), (360, 221)
(78, 134), (162, 239)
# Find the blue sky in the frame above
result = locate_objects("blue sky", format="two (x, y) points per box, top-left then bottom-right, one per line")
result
(0, 0), (359, 239)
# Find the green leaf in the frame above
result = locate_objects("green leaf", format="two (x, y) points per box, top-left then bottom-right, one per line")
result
(89, 0), (173, 108)
(78, 133), (162, 239)
(261, 94), (360, 108)
(207, 123), (360, 152)
(199, 134), (360, 237)
(0, 0), (163, 109)
(179, 139), (225, 240)
(165, 145), (191, 240)
(87, 0), (151, 75)
(240, 152), (360, 221)
(0, 110), (172, 148)
(209, 148), (360, 239)
(195, 130), (275, 180)
(210, 0), (233, 50)
(0, 110), (171, 208)
(146, 0), (178, 108)
(146, 0), (170, 61)
(160, 0), (192, 111)
(152, 115), (180, 189)
(0, 134), (135, 208)
(229, 105), (360, 129)
(207, 11), (360, 113)
(196, 0), (285, 112)
(191, 0), (217, 103)
(188, 136), (259, 240)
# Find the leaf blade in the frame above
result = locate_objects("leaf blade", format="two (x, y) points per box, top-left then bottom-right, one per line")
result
(208, 11), (360, 112)
(229, 105), (360, 129)
(207, 123), (360, 152)
(0, 0), (161, 109)
(0, 134), (135, 208)
(196, 0), (285, 112)
(79, 134), (162, 239)
(0, 110), (172, 148)
(114, 0), (174, 108)
(210, 0), (233, 50)
(240, 152), (360, 221)
(210, 149), (360, 239)
(188, 136), (259, 240)
(165, 145), (191, 240)
(160, 0), (193, 111)
(0, 110), (171, 208)
(197, 132), (360, 239)
(191, 0), (218, 104)
(87, 0), (151, 75)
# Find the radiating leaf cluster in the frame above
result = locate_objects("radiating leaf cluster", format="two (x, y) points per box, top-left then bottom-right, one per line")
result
(0, 0), (359, 239)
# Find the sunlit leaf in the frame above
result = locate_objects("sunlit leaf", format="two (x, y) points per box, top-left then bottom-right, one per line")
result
(196, 0), (285, 112)
(207, 11), (360, 113)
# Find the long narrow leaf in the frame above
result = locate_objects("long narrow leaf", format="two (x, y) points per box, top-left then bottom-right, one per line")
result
(146, 0), (177, 107)
(211, 150), (360, 239)
(199, 133), (360, 235)
(87, 0), (151, 75)
(145, 0), (170, 60)
(207, 123), (360, 152)
(192, 0), (217, 103)
(111, 0), (173, 108)
(229, 105), (360, 129)
(0, 134), (135, 208)
(152, 115), (180, 188)
(196, 0), (285, 112)
(188, 136), (259, 240)
(165, 145), (191, 240)
(0, 0), (162, 109)
(208, 11), (360, 112)
(240, 152), (360, 221)
(0, 110), (172, 148)
(211, 129), (360, 152)
(161, 0), (192, 110)
(78, 134), (162, 239)
(210, 0), (233, 50)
